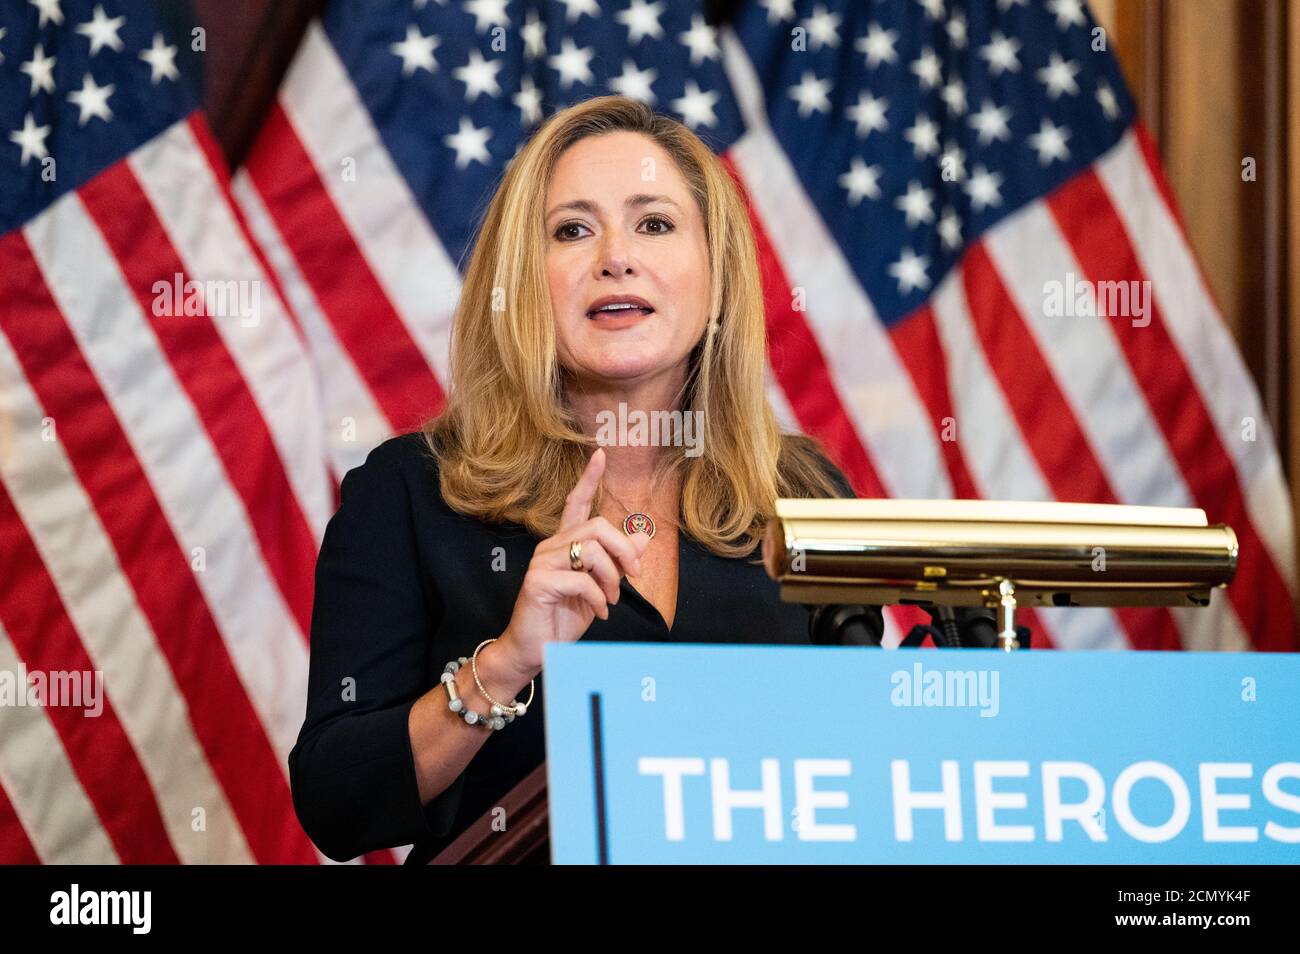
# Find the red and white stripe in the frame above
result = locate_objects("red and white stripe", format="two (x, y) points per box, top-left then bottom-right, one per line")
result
(927, 271), (1125, 649)
(233, 173), (387, 481)
(0, 110), (376, 862)
(0, 622), (120, 864)
(0, 312), (254, 863)
(1097, 131), (1296, 638)
(236, 21), (455, 453)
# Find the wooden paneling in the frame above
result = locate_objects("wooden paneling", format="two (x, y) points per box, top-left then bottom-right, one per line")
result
(1289, 1), (1300, 591)
(1089, 0), (1164, 139)
(1164, 1), (1247, 342)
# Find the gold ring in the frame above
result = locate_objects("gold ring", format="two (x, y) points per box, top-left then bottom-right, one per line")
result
(569, 539), (585, 571)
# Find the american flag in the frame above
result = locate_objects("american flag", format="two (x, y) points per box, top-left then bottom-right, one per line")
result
(0, 0), (336, 863)
(237, 0), (1296, 651)
(0, 0), (1294, 865)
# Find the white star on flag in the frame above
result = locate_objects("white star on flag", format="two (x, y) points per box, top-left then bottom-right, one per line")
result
(67, 73), (115, 125)
(940, 79), (967, 115)
(609, 60), (658, 105)
(938, 207), (963, 250)
(549, 37), (595, 89)
(903, 114), (940, 159)
(855, 23), (898, 69)
(801, 4), (841, 51)
(980, 31), (1021, 76)
(390, 25), (440, 76)
(76, 4), (126, 57)
(839, 157), (882, 205)
(968, 99), (1012, 145)
(1096, 81), (1120, 120)
(671, 80), (718, 129)
(444, 116), (491, 167)
(1048, 0), (1087, 30)
(889, 248), (930, 294)
(679, 15), (719, 66)
(29, 0), (64, 29)
(895, 180), (935, 228)
(513, 75), (543, 125)
(559, 0), (599, 24)
(965, 164), (1005, 211)
(911, 46), (942, 90)
(847, 91), (888, 138)
(20, 44), (57, 96)
(788, 71), (832, 117)
(139, 33), (180, 85)
(521, 10), (546, 59)
(759, 0), (796, 25)
(616, 0), (665, 44)
(917, 0), (945, 21)
(946, 13), (967, 49)
(463, 0), (509, 33)
(941, 142), (966, 181)
(1028, 117), (1071, 165)
(1037, 53), (1081, 99)
(453, 49), (502, 101)
(9, 111), (51, 165)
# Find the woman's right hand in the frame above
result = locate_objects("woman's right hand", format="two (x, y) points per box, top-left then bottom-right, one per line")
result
(495, 448), (651, 678)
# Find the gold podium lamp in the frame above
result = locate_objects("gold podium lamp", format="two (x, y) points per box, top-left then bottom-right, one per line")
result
(763, 499), (1238, 651)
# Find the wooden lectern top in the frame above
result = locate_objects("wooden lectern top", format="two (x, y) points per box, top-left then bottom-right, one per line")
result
(429, 763), (549, 865)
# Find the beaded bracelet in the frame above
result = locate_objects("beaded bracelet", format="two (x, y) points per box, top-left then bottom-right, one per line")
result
(439, 640), (535, 731)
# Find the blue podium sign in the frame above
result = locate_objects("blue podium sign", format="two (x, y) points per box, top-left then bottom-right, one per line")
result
(542, 644), (1300, 864)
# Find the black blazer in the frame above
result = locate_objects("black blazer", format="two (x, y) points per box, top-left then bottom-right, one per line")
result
(289, 432), (854, 864)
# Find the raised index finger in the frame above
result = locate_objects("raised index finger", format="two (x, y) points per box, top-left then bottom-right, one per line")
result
(559, 447), (606, 532)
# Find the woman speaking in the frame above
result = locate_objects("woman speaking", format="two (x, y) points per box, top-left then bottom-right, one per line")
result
(289, 96), (856, 864)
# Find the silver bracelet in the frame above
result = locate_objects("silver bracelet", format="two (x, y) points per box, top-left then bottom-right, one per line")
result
(440, 657), (522, 731)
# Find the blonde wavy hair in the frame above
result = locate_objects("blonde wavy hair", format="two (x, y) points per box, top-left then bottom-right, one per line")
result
(422, 95), (844, 557)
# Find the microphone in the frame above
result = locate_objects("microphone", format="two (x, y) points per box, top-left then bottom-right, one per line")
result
(955, 606), (1001, 648)
(925, 605), (1026, 649)
(807, 604), (885, 647)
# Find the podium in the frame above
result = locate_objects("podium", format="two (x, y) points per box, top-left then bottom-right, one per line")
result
(428, 764), (550, 864)
(514, 644), (1299, 864)
(428, 500), (1248, 862)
